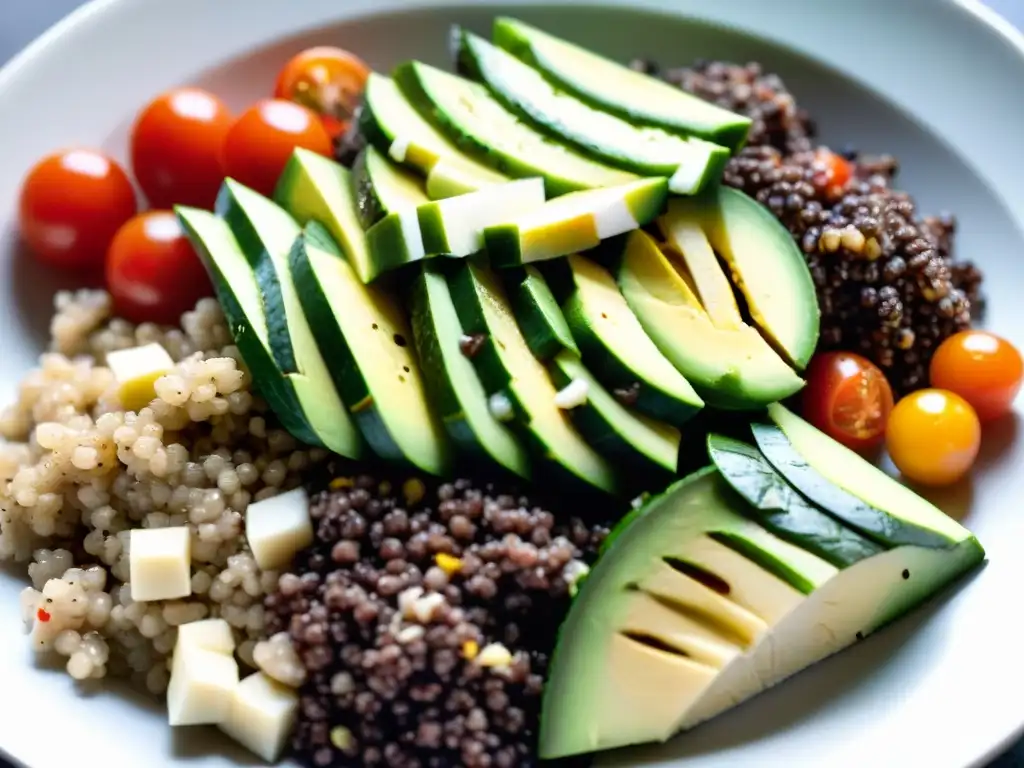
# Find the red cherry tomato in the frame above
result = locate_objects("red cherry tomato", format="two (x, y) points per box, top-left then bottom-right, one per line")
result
(929, 330), (1023, 422)
(801, 351), (895, 451)
(19, 149), (137, 270)
(106, 211), (212, 325)
(222, 99), (333, 197)
(274, 46), (370, 139)
(814, 149), (853, 197)
(886, 389), (981, 487)
(130, 87), (234, 209)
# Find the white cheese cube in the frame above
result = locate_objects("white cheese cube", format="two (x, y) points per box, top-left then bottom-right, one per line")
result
(245, 487), (313, 571)
(106, 343), (175, 412)
(219, 672), (299, 762)
(130, 527), (192, 602)
(177, 618), (235, 656)
(167, 643), (239, 726)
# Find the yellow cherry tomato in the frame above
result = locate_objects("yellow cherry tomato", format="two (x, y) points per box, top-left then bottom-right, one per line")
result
(886, 388), (981, 487)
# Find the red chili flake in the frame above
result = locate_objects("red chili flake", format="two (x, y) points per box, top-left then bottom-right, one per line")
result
(36, 608), (51, 623)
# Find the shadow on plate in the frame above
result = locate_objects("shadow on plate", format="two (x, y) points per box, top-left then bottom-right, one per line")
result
(168, 723), (264, 766)
(596, 563), (984, 765)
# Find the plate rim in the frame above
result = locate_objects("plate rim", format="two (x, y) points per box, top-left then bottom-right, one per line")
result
(1, 1), (1024, 767)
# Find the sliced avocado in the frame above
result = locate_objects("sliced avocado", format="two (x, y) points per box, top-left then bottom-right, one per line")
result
(215, 180), (363, 459)
(560, 253), (703, 425)
(548, 350), (680, 487)
(483, 178), (668, 267)
(753, 403), (978, 549)
(615, 230), (804, 409)
(393, 60), (639, 197)
(418, 177), (546, 258)
(175, 207), (319, 447)
(358, 72), (508, 198)
(665, 188), (820, 369)
(409, 262), (530, 479)
(289, 222), (451, 476)
(275, 148), (377, 284)
(447, 260), (618, 494)
(492, 17), (751, 150)
(456, 29), (730, 195)
(707, 434), (884, 568)
(540, 468), (832, 758)
(540, 465), (985, 759)
(506, 266), (579, 360)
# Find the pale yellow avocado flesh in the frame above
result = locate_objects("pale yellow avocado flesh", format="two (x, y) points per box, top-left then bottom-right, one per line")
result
(616, 230), (804, 407)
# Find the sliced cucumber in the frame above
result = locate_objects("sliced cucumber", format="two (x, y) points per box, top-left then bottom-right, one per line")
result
(549, 351), (680, 486)
(275, 149), (376, 284)
(290, 222), (451, 476)
(492, 17), (751, 150)
(353, 143), (429, 228)
(215, 180), (363, 458)
(393, 60), (639, 197)
(457, 29), (729, 195)
(560, 253), (704, 425)
(359, 72), (508, 198)
(506, 265), (579, 360)
(409, 262), (531, 479)
(484, 178), (668, 267)
(175, 207), (321, 448)
(447, 260), (619, 495)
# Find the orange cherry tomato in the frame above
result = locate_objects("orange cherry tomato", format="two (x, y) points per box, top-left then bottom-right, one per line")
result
(801, 351), (895, 451)
(106, 211), (212, 325)
(274, 46), (370, 139)
(223, 99), (333, 197)
(19, 149), (137, 271)
(929, 330), (1023, 422)
(130, 87), (234, 209)
(886, 389), (981, 487)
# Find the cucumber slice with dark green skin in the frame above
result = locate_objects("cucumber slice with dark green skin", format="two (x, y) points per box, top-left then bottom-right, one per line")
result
(549, 351), (679, 487)
(506, 266), (578, 360)
(457, 28), (730, 195)
(175, 207), (322, 448)
(707, 433), (884, 568)
(447, 260), (619, 495)
(409, 262), (531, 479)
(275, 148), (377, 285)
(289, 222), (452, 476)
(492, 17), (751, 150)
(352, 144), (429, 229)
(753, 404), (976, 550)
(358, 72), (508, 196)
(214, 180), (363, 459)
(393, 60), (639, 197)
(560, 253), (704, 425)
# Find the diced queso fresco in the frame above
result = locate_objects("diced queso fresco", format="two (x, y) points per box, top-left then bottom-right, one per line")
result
(3, 14), (1020, 768)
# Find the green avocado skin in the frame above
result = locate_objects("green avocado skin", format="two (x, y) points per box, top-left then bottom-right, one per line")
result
(707, 433), (885, 568)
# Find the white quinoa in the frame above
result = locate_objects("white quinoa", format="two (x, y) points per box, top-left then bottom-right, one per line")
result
(2, 289), (324, 694)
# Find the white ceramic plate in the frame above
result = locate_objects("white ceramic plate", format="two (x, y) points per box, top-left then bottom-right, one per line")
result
(2, 1), (1024, 766)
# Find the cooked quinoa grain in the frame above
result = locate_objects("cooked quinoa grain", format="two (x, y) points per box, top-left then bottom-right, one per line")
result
(656, 60), (984, 394)
(2, 290), (325, 691)
(266, 472), (611, 767)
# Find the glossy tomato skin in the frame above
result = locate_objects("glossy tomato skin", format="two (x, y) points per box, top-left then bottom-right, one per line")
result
(19, 149), (138, 270)
(930, 329), (1024, 422)
(223, 99), (333, 197)
(886, 389), (981, 487)
(106, 211), (212, 325)
(274, 46), (370, 139)
(801, 351), (895, 451)
(131, 88), (233, 210)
